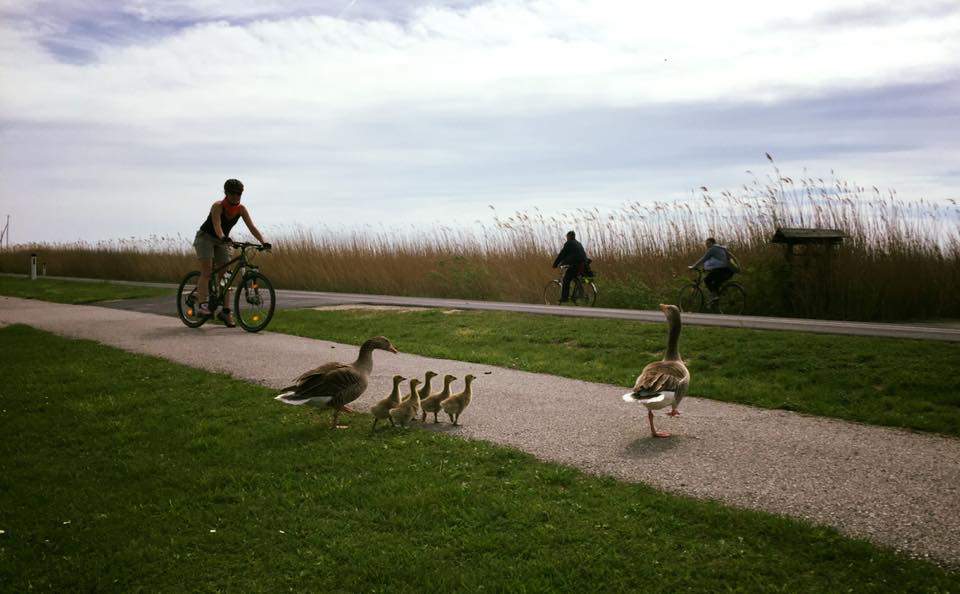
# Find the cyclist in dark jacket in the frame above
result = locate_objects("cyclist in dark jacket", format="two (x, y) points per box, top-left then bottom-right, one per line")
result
(552, 231), (588, 303)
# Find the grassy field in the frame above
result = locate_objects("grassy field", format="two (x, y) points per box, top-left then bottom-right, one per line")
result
(1, 324), (957, 591)
(0, 275), (172, 304)
(2, 162), (957, 322)
(270, 308), (960, 437)
(3, 274), (958, 437)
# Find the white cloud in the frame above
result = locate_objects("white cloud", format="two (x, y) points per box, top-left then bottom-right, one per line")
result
(1, 0), (958, 243)
(3, 0), (959, 126)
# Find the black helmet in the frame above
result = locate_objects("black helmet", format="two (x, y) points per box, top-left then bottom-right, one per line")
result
(224, 178), (244, 195)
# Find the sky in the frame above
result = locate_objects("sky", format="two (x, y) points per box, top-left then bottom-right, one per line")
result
(1, 0), (958, 244)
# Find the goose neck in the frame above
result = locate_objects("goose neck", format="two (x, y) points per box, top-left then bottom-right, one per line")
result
(664, 315), (682, 361)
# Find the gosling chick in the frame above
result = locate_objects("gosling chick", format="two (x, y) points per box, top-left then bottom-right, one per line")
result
(440, 374), (475, 426)
(389, 378), (421, 428)
(421, 374), (457, 423)
(371, 375), (406, 431)
(404, 370), (437, 404)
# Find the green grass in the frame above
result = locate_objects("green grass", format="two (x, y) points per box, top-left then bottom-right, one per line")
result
(0, 275), (172, 304)
(270, 309), (960, 437)
(0, 325), (956, 591)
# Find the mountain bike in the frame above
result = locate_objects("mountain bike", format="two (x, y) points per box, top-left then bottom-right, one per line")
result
(176, 242), (276, 332)
(543, 264), (598, 306)
(677, 268), (746, 315)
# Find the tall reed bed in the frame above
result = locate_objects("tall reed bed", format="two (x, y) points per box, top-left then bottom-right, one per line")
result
(2, 163), (957, 322)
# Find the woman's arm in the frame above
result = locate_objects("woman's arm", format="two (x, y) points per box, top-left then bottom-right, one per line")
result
(240, 206), (266, 243)
(210, 202), (225, 239)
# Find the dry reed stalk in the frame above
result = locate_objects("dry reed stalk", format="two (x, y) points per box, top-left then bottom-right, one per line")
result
(2, 164), (957, 322)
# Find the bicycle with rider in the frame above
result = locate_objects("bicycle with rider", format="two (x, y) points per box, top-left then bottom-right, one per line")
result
(192, 178), (270, 326)
(688, 237), (739, 302)
(552, 230), (589, 304)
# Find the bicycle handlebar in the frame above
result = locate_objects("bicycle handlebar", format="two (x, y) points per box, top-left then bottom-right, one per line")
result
(228, 241), (271, 252)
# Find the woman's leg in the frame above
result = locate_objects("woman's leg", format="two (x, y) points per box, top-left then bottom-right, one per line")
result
(197, 258), (212, 304)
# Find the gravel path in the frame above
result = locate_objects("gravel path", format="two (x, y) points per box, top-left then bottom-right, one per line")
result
(3, 296), (959, 565)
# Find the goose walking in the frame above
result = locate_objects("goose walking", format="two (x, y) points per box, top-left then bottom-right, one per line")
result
(389, 378), (421, 428)
(622, 304), (689, 438)
(441, 374), (475, 426)
(421, 374), (457, 423)
(371, 375), (406, 431)
(275, 336), (398, 429)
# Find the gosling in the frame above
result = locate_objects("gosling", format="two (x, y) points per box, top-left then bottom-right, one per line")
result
(371, 375), (406, 431)
(421, 374), (457, 423)
(389, 378), (421, 428)
(440, 374), (475, 426)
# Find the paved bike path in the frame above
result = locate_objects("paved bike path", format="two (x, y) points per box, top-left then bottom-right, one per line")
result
(2, 295), (959, 565)
(5, 273), (959, 341)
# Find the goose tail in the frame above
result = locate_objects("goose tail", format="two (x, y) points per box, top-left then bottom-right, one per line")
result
(274, 391), (307, 405)
(622, 391), (640, 403)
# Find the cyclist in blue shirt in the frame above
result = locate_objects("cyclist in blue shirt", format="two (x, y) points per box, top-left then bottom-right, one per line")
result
(689, 237), (739, 302)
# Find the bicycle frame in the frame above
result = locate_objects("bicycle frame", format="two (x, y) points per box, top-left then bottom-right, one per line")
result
(556, 265), (594, 300)
(207, 244), (262, 306)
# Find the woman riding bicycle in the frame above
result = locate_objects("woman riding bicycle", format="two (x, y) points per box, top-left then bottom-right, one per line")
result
(193, 178), (270, 326)
(689, 237), (740, 302)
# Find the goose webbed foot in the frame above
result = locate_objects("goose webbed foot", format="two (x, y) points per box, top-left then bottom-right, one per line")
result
(648, 411), (670, 438)
(666, 409), (681, 417)
(331, 411), (349, 430)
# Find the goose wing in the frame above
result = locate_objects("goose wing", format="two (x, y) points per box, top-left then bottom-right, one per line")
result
(295, 361), (345, 383)
(631, 360), (688, 396)
(283, 364), (368, 406)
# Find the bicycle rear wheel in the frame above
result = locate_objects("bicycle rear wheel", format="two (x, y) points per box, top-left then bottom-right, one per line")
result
(543, 280), (562, 305)
(717, 283), (746, 315)
(234, 271), (276, 332)
(176, 271), (208, 328)
(677, 284), (704, 313)
(572, 278), (597, 306)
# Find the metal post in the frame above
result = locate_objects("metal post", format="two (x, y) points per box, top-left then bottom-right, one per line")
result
(41, 262), (47, 276)
(30, 253), (38, 280)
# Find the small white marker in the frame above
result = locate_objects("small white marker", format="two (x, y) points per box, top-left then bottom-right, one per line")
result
(209, 529), (217, 533)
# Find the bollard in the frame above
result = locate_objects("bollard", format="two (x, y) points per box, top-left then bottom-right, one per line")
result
(30, 253), (38, 280)
(41, 262), (47, 276)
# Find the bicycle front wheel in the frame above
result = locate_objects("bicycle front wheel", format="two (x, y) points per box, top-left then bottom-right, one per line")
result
(677, 284), (704, 313)
(176, 271), (208, 328)
(234, 271), (276, 332)
(717, 283), (746, 315)
(572, 278), (597, 307)
(543, 280), (562, 305)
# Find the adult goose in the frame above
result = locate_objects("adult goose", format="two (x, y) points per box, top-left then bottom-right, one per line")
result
(275, 336), (398, 429)
(622, 304), (689, 438)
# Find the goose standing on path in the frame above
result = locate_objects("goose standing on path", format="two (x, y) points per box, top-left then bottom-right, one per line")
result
(441, 374), (475, 426)
(421, 374), (457, 423)
(274, 336), (398, 429)
(622, 304), (689, 438)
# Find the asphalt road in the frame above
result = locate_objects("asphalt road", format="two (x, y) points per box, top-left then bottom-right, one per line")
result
(8, 273), (960, 341)
(3, 295), (959, 565)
